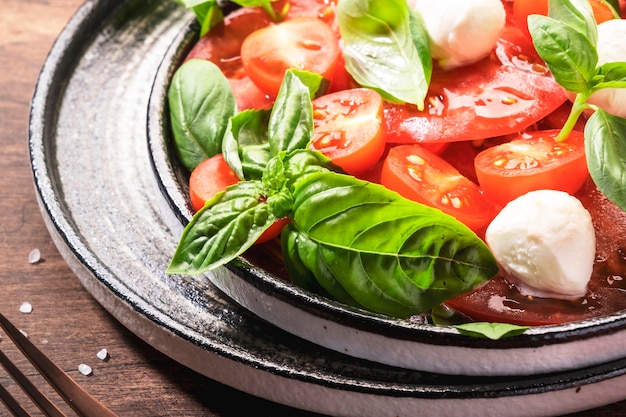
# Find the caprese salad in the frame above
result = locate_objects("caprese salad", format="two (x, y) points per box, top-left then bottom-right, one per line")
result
(165, 0), (626, 333)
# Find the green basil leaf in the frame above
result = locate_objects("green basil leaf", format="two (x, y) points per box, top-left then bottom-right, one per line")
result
(338, 0), (431, 109)
(584, 109), (626, 211)
(268, 70), (322, 156)
(528, 14), (598, 93)
(223, 109), (272, 180)
(548, 0), (597, 45)
(282, 224), (362, 306)
(168, 59), (236, 171)
(167, 181), (276, 274)
(171, 0), (223, 36)
(281, 149), (335, 184)
(590, 62), (626, 91)
(455, 322), (530, 340)
(172, 0), (213, 7)
(285, 171), (498, 317)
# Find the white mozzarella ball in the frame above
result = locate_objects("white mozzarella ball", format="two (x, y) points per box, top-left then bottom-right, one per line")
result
(485, 190), (595, 299)
(413, 0), (506, 70)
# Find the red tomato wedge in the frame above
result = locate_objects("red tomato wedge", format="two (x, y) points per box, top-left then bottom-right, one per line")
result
(311, 88), (386, 175)
(185, 7), (274, 110)
(189, 154), (240, 212)
(240, 17), (340, 98)
(380, 145), (497, 231)
(474, 129), (589, 207)
(383, 24), (568, 144)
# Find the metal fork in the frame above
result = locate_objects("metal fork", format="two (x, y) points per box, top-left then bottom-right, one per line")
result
(0, 311), (118, 417)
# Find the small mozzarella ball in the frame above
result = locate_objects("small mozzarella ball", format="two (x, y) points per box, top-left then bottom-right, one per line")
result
(413, 0), (506, 70)
(587, 19), (626, 117)
(485, 190), (595, 300)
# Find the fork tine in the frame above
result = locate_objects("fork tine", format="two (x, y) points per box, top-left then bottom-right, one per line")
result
(0, 312), (118, 417)
(0, 348), (67, 417)
(0, 377), (31, 417)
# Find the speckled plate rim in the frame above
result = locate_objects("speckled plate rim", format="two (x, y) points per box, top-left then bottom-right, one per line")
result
(147, 9), (626, 377)
(26, 0), (626, 415)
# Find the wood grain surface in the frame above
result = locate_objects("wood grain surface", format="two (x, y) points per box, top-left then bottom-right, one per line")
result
(0, 1), (624, 416)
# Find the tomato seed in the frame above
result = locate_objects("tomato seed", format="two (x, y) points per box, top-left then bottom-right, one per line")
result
(407, 166), (424, 182)
(300, 39), (323, 51)
(405, 154), (426, 165)
(501, 96), (518, 105)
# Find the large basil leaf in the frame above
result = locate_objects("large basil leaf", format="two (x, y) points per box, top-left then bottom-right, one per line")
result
(338, 0), (431, 109)
(168, 59), (236, 171)
(284, 171), (498, 317)
(528, 14), (598, 93)
(584, 109), (626, 212)
(167, 181), (277, 274)
(282, 224), (361, 306)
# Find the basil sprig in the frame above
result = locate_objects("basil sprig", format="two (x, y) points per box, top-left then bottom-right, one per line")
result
(337, 0), (432, 109)
(529, 0), (626, 211)
(167, 63), (498, 318)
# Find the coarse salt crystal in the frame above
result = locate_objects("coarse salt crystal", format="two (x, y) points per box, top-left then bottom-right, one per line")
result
(96, 348), (109, 361)
(28, 249), (41, 264)
(19, 302), (33, 314)
(78, 364), (93, 376)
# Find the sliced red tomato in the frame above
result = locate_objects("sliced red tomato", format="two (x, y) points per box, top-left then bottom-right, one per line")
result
(380, 145), (497, 231)
(185, 7), (274, 110)
(189, 154), (240, 212)
(240, 17), (340, 98)
(383, 23), (568, 144)
(311, 88), (386, 175)
(474, 130), (589, 207)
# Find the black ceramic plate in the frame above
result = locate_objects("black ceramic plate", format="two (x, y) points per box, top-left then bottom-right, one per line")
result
(29, 1), (626, 416)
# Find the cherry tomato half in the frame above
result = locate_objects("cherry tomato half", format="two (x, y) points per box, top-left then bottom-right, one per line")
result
(311, 88), (386, 175)
(381, 144), (497, 231)
(474, 130), (589, 207)
(240, 17), (340, 98)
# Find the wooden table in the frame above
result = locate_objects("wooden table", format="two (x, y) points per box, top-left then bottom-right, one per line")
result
(0, 1), (624, 416)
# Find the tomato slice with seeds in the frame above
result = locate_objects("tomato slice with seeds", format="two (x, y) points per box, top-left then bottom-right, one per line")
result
(241, 17), (340, 98)
(311, 88), (386, 175)
(380, 145), (497, 231)
(384, 24), (567, 144)
(474, 129), (589, 207)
